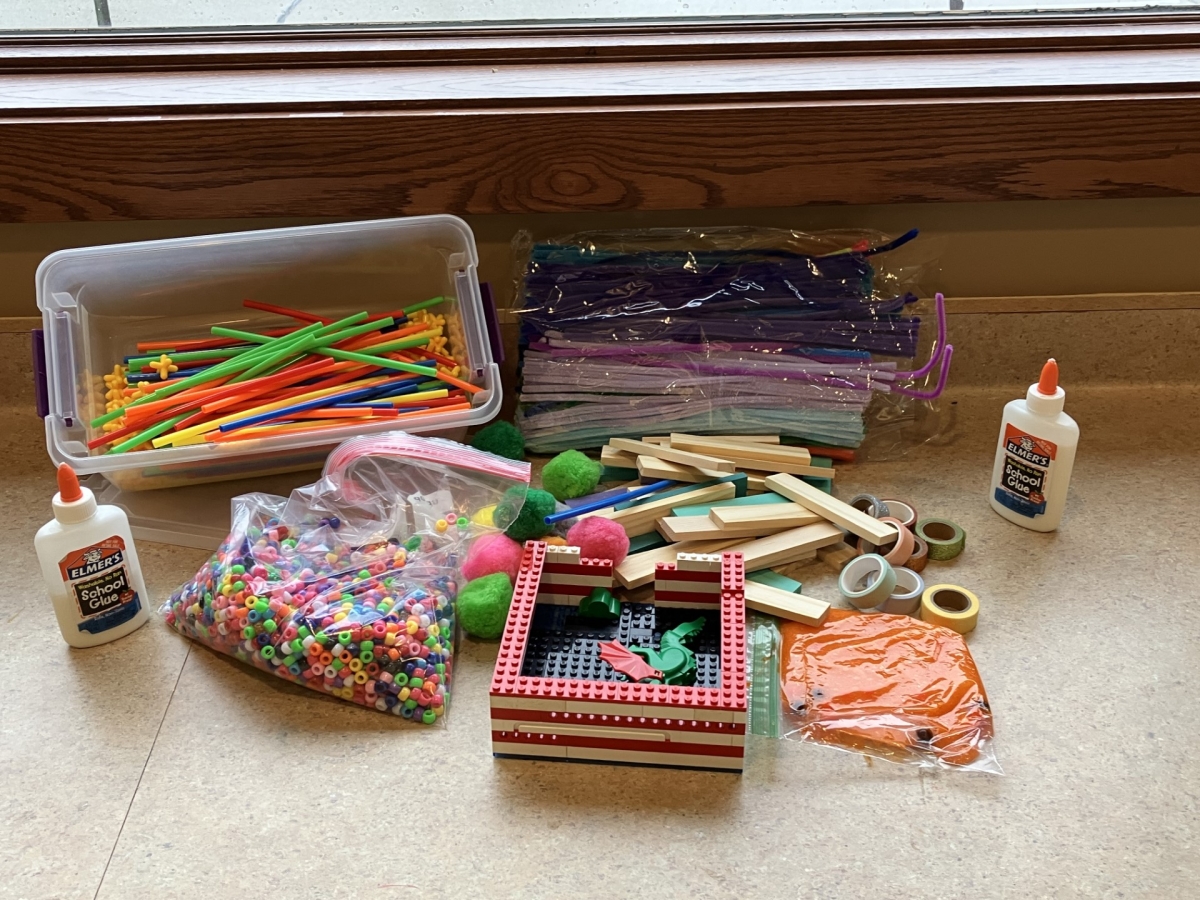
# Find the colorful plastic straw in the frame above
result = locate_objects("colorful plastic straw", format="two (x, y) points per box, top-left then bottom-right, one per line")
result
(90, 298), (473, 454)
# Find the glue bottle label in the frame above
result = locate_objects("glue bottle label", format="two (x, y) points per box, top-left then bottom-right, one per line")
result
(994, 425), (1057, 518)
(58, 536), (142, 635)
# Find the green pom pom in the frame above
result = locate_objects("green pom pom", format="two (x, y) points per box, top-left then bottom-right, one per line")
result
(541, 450), (601, 502)
(458, 573), (513, 639)
(494, 487), (556, 542)
(471, 420), (525, 461)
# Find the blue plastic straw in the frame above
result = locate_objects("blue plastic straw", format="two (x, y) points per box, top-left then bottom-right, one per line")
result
(544, 479), (675, 525)
(218, 377), (427, 433)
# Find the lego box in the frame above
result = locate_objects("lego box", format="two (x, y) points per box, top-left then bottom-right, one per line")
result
(489, 543), (748, 772)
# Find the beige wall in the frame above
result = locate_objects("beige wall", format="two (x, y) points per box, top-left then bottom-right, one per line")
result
(5, 197), (1200, 319)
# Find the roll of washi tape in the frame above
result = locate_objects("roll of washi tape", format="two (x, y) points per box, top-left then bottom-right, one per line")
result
(878, 566), (924, 615)
(881, 499), (917, 529)
(839, 553), (897, 610)
(855, 518), (914, 567)
(915, 518), (966, 561)
(848, 493), (888, 519)
(907, 536), (929, 573)
(920, 584), (980, 634)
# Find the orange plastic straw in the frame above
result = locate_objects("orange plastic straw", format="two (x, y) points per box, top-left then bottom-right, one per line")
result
(124, 359), (338, 423)
(243, 299), (329, 324)
(419, 364), (480, 395)
(410, 347), (457, 368)
(136, 326), (299, 353)
(205, 402), (470, 444)
(339, 322), (430, 350)
(204, 417), (387, 443)
(287, 407), (400, 419)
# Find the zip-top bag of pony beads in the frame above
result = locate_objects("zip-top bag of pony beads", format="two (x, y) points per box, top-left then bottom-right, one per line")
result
(162, 433), (530, 724)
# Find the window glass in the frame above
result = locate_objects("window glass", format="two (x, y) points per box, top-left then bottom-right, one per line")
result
(3, 0), (1187, 31)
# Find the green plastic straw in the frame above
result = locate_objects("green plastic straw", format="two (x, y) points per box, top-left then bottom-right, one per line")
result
(90, 323), (325, 428)
(401, 296), (445, 316)
(106, 412), (192, 455)
(316, 317), (395, 345)
(125, 346), (258, 368)
(92, 311), (403, 432)
(236, 333), (319, 382)
(226, 316), (397, 382)
(353, 332), (437, 355)
(318, 348), (437, 377)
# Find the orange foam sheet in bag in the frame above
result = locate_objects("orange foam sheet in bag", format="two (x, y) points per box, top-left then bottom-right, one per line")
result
(780, 609), (999, 771)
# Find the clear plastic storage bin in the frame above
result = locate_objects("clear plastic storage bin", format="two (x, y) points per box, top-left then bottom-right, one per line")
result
(37, 216), (501, 492)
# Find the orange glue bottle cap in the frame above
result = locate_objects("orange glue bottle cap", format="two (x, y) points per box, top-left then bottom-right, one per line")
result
(1037, 359), (1059, 396)
(53, 463), (97, 523)
(1027, 358), (1065, 414)
(56, 463), (83, 502)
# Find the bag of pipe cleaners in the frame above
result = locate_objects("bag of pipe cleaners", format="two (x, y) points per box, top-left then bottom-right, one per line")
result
(512, 226), (952, 460)
(163, 433), (530, 725)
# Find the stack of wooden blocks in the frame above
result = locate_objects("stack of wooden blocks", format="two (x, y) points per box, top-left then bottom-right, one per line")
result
(593, 434), (903, 628)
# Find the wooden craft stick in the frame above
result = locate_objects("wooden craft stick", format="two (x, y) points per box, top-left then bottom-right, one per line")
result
(727, 521), (845, 571)
(743, 581), (831, 626)
(745, 474), (767, 493)
(728, 459), (837, 479)
(670, 434), (812, 466)
(719, 435), (781, 444)
(601, 445), (639, 468)
(614, 538), (743, 589)
(646, 434), (776, 445)
(609, 438), (736, 474)
(765, 474), (899, 544)
(817, 541), (859, 572)
(636, 455), (727, 483)
(656, 515), (797, 542)
(709, 503), (822, 529)
(593, 481), (737, 537)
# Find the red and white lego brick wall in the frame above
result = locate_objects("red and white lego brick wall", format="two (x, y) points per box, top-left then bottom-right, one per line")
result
(488, 542), (748, 772)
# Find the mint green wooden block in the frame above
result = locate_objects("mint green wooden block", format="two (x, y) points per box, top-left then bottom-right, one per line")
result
(671, 491), (789, 518)
(747, 570), (803, 593)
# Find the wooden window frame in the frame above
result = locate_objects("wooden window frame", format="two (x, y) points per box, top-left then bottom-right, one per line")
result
(4, 12), (1200, 221)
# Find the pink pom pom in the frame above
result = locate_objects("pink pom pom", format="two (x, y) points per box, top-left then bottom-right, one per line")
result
(566, 516), (631, 566)
(462, 533), (524, 582)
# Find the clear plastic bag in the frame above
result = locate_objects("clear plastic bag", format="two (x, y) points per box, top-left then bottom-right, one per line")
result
(512, 227), (952, 457)
(162, 433), (530, 724)
(767, 609), (1000, 773)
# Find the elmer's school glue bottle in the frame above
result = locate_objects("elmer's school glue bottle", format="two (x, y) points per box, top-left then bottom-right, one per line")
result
(35, 463), (149, 648)
(989, 359), (1079, 532)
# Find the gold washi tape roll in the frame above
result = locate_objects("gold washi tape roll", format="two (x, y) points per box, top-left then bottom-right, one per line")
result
(920, 584), (980, 634)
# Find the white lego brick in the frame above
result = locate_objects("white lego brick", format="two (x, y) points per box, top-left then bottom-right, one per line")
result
(564, 746), (744, 770)
(494, 720), (735, 746)
(688, 707), (736, 723)
(676, 552), (724, 573)
(490, 695), (566, 712)
(652, 578), (722, 594)
(491, 740), (568, 759)
(564, 700), (646, 716)
(534, 592), (584, 605)
(539, 572), (614, 588)
(525, 723), (665, 742)
(544, 545), (581, 563)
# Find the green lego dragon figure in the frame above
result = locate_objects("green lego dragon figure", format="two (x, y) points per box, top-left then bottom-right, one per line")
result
(628, 618), (706, 686)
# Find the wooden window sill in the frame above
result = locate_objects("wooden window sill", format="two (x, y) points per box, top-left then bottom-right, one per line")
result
(3, 14), (1200, 221)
